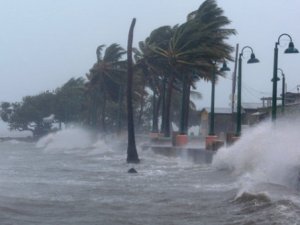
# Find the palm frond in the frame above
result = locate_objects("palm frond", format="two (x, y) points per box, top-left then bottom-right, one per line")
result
(96, 45), (105, 62)
(190, 90), (202, 100)
(103, 43), (126, 62)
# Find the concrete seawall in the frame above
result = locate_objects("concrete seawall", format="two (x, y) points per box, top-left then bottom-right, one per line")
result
(141, 144), (215, 164)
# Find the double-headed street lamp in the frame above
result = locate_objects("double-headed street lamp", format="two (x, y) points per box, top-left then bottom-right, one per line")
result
(272, 33), (298, 121)
(208, 61), (230, 136)
(277, 68), (285, 114)
(235, 46), (259, 137)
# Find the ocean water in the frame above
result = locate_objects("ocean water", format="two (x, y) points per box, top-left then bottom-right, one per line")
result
(0, 122), (299, 225)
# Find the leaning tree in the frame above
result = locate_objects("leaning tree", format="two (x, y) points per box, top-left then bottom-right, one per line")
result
(149, 0), (236, 137)
(126, 18), (140, 163)
(85, 43), (127, 132)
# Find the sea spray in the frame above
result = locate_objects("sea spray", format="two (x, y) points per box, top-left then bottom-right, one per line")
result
(35, 126), (123, 158)
(36, 127), (94, 151)
(212, 117), (300, 190)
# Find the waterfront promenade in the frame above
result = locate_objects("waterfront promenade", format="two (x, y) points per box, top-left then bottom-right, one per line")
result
(140, 136), (215, 164)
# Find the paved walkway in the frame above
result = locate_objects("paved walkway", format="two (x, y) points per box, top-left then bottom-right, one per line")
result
(139, 136), (214, 164)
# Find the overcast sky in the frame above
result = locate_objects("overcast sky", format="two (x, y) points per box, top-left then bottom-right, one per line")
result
(0, 0), (300, 110)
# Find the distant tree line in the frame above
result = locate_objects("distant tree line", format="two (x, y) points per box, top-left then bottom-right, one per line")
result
(0, 0), (236, 138)
(1, 78), (85, 137)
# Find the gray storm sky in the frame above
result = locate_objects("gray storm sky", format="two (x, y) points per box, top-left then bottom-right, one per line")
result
(0, 0), (300, 109)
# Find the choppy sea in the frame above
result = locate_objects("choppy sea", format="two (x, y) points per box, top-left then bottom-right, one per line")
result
(0, 120), (300, 225)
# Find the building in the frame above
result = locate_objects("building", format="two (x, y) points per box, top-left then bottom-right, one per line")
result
(199, 103), (267, 138)
(199, 107), (239, 138)
(199, 92), (300, 139)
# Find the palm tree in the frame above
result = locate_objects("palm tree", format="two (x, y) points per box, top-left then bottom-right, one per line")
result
(126, 18), (140, 164)
(151, 0), (236, 137)
(141, 25), (177, 137)
(85, 43), (127, 132)
(133, 41), (164, 133)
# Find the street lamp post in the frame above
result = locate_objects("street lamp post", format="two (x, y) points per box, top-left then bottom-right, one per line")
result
(208, 61), (230, 136)
(272, 33), (298, 121)
(277, 68), (285, 114)
(205, 61), (230, 150)
(208, 65), (216, 136)
(235, 46), (259, 137)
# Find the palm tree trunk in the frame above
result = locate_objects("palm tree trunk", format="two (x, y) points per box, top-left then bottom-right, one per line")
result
(117, 85), (123, 134)
(126, 18), (140, 163)
(184, 78), (191, 135)
(101, 93), (107, 132)
(179, 75), (189, 135)
(163, 74), (175, 137)
(151, 91), (160, 133)
(137, 77), (146, 130)
(160, 76), (167, 133)
(89, 96), (96, 128)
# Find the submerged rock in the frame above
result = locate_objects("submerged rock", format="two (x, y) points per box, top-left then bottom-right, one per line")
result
(128, 168), (137, 173)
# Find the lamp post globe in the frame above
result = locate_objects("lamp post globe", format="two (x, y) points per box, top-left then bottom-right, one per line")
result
(272, 33), (298, 121)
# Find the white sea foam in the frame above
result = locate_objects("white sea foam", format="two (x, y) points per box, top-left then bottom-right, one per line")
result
(35, 126), (120, 157)
(212, 117), (300, 190)
(36, 127), (94, 151)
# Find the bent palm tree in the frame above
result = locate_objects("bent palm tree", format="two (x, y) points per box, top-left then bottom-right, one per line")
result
(151, 0), (236, 136)
(85, 43), (126, 131)
(126, 18), (140, 163)
(133, 40), (165, 133)
(144, 25), (178, 137)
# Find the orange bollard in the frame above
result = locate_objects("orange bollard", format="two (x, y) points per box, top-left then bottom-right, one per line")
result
(175, 134), (188, 146)
(205, 135), (218, 150)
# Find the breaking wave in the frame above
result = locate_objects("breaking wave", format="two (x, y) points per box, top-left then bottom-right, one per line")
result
(36, 127), (94, 151)
(213, 117), (300, 190)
